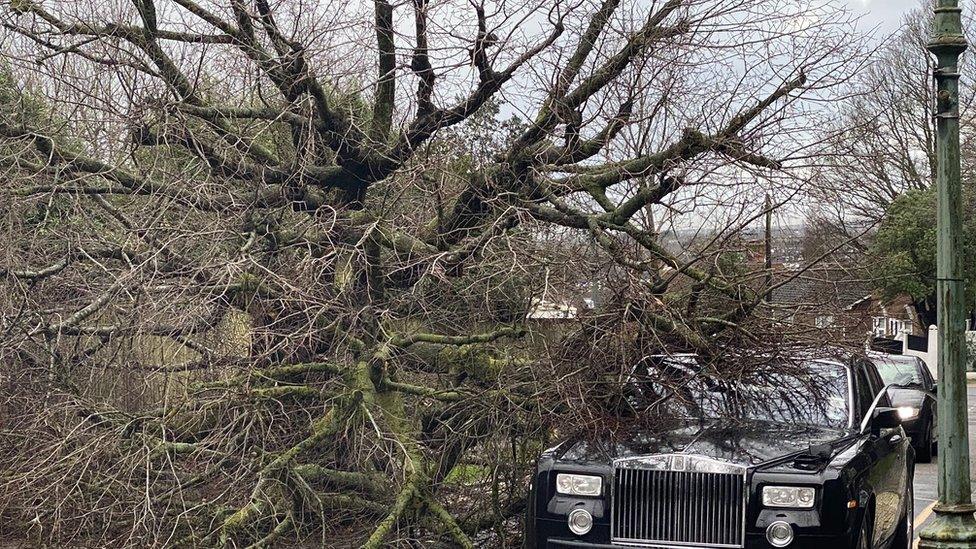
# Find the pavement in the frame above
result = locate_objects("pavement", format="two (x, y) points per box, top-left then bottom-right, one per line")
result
(911, 385), (976, 544)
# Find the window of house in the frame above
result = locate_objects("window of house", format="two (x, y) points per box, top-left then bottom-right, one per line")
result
(872, 317), (886, 337)
(888, 319), (912, 337)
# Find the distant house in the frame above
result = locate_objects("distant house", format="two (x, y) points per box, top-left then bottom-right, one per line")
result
(849, 294), (921, 339)
(524, 295), (596, 344)
(663, 223), (930, 348)
(527, 298), (580, 320)
(768, 265), (922, 341)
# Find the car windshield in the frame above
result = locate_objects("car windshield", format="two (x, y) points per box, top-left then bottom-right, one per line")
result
(873, 358), (925, 387)
(627, 357), (850, 429)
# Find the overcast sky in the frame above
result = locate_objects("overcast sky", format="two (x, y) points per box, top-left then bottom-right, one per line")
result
(846, 0), (918, 36)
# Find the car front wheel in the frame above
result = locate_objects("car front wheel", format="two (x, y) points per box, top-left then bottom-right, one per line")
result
(891, 476), (914, 549)
(916, 423), (933, 463)
(857, 519), (870, 549)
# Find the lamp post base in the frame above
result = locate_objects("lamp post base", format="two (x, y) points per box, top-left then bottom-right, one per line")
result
(918, 504), (976, 549)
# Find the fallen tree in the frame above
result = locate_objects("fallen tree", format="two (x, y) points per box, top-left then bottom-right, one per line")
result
(0, 0), (862, 545)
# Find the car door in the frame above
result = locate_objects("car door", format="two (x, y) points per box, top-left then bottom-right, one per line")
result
(856, 360), (908, 547)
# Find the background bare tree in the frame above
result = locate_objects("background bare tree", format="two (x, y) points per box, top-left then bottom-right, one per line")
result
(808, 6), (976, 225)
(799, 6), (976, 327)
(0, 0), (861, 546)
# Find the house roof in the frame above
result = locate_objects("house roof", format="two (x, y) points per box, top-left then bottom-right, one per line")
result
(770, 266), (875, 309)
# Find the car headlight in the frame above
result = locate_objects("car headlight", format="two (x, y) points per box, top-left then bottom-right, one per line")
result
(762, 486), (816, 508)
(556, 473), (603, 496)
(897, 406), (920, 420)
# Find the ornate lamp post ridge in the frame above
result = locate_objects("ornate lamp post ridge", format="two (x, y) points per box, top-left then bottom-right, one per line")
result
(917, 0), (976, 547)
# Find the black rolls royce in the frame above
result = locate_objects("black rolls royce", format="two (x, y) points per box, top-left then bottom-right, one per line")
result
(525, 354), (915, 549)
(868, 353), (938, 462)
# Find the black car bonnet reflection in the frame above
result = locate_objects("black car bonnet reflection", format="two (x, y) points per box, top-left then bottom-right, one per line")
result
(555, 417), (852, 467)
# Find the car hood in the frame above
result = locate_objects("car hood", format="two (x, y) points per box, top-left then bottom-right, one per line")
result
(887, 387), (927, 408)
(553, 417), (853, 468)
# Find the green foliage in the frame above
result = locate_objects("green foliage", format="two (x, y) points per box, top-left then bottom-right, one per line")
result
(9, 0), (33, 15)
(716, 250), (747, 277)
(21, 200), (73, 230)
(0, 66), (49, 125)
(1, 65), (95, 236)
(870, 188), (976, 308)
(437, 97), (527, 172)
(444, 463), (490, 485)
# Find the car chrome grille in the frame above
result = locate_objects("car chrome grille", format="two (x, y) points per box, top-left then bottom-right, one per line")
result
(611, 459), (747, 548)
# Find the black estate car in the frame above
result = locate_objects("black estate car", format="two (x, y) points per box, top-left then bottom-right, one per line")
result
(868, 353), (938, 462)
(526, 354), (915, 549)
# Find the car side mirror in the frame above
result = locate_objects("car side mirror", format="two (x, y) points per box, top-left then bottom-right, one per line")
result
(871, 407), (901, 434)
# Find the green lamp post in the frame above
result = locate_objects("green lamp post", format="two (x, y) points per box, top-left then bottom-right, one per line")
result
(918, 0), (976, 547)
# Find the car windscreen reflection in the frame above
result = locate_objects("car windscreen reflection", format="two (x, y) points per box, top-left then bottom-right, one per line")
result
(625, 357), (850, 430)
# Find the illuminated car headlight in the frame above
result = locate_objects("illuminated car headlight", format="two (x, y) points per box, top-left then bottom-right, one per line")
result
(897, 406), (920, 420)
(762, 486), (816, 508)
(556, 473), (603, 496)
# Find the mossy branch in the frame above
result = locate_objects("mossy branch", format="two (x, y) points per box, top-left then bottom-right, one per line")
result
(219, 409), (338, 542)
(291, 464), (386, 494)
(249, 386), (322, 400)
(193, 361), (341, 390)
(426, 497), (475, 549)
(378, 378), (464, 402)
(243, 513), (293, 549)
(392, 326), (525, 348)
(360, 472), (423, 549)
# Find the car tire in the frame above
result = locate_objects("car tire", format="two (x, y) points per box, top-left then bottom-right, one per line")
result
(891, 476), (914, 549)
(857, 516), (871, 549)
(916, 424), (933, 463)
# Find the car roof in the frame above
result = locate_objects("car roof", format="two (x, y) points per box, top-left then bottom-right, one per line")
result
(866, 351), (925, 368)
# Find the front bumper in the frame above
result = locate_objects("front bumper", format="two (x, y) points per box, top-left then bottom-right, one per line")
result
(545, 532), (858, 549)
(537, 517), (861, 549)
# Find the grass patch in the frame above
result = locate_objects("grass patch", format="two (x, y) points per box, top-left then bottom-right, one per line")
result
(445, 463), (490, 485)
